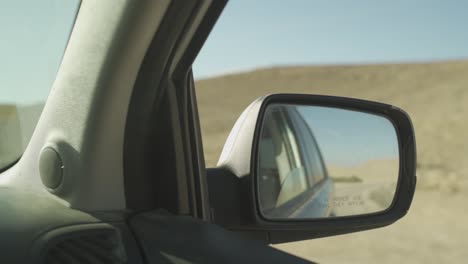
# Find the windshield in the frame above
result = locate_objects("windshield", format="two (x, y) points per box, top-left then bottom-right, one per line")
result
(0, 0), (80, 170)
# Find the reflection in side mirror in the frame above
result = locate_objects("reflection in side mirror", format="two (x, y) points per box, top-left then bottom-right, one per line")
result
(257, 104), (399, 220)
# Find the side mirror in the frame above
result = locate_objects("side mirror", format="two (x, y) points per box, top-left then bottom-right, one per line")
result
(207, 94), (416, 244)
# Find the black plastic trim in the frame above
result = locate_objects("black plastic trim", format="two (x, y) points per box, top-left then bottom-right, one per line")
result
(123, 0), (228, 220)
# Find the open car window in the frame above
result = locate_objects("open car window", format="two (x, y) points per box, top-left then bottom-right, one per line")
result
(195, 0), (466, 262)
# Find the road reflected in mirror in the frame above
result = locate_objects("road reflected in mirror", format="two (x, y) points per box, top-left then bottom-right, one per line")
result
(257, 104), (399, 220)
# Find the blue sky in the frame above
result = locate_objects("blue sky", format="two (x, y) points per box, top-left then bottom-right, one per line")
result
(298, 106), (398, 167)
(2, 0), (468, 103)
(194, 0), (468, 79)
(0, 0), (79, 104)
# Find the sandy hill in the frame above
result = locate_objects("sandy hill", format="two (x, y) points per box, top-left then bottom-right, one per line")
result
(196, 60), (468, 192)
(0, 103), (44, 167)
(195, 61), (468, 263)
(16, 103), (44, 143)
(328, 158), (399, 183)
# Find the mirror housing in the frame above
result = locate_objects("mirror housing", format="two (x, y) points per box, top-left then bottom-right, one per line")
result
(207, 94), (417, 244)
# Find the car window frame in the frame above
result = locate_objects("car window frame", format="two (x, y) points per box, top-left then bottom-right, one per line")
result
(260, 106), (332, 218)
(286, 107), (327, 184)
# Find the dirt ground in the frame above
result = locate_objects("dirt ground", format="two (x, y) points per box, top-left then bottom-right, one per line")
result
(327, 159), (399, 216)
(195, 60), (468, 263)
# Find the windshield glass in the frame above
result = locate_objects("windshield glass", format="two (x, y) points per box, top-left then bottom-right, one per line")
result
(0, 0), (80, 170)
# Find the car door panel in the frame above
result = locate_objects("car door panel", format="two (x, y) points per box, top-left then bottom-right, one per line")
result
(130, 210), (315, 264)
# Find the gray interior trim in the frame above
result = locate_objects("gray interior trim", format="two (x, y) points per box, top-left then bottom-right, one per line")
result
(2, 0), (172, 211)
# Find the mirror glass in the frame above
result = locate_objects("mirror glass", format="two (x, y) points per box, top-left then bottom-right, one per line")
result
(257, 104), (399, 220)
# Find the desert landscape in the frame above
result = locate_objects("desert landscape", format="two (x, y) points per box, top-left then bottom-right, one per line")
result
(0, 104), (43, 168)
(195, 60), (468, 263)
(327, 158), (399, 217)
